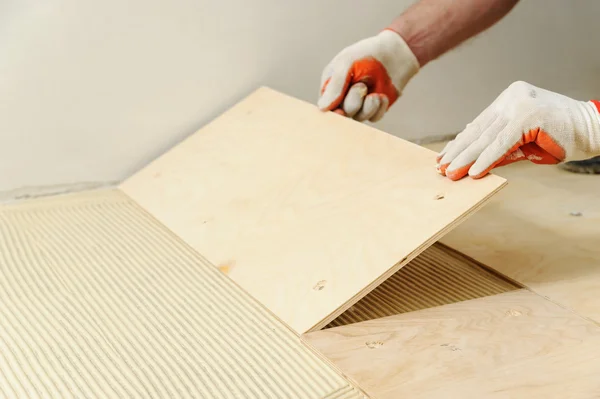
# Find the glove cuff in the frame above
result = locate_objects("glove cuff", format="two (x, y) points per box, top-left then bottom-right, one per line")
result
(378, 29), (420, 94)
(578, 100), (600, 155)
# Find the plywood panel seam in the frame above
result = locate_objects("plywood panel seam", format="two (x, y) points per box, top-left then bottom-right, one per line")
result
(524, 286), (600, 329)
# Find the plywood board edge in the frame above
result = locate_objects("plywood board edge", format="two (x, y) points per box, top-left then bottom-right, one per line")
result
(304, 179), (507, 333)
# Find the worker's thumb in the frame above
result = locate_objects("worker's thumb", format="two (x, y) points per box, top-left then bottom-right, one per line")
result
(318, 61), (352, 112)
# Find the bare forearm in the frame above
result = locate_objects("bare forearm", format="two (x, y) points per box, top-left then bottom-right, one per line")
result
(388, 0), (519, 66)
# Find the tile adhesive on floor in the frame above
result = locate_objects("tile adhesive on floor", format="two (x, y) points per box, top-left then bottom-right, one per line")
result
(0, 189), (366, 399)
(327, 243), (519, 328)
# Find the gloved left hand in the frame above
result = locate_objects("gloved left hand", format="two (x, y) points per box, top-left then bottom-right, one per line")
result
(437, 81), (600, 180)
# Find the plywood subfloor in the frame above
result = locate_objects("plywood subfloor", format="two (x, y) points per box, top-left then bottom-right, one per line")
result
(120, 87), (506, 334)
(304, 290), (600, 399)
(424, 142), (600, 326)
(0, 190), (366, 399)
(327, 243), (519, 328)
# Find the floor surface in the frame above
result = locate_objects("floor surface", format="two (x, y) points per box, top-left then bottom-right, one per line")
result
(2, 140), (598, 398)
(304, 143), (600, 399)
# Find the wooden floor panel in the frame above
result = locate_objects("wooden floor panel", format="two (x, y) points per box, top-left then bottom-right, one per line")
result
(119, 87), (505, 334)
(425, 142), (600, 325)
(305, 290), (600, 399)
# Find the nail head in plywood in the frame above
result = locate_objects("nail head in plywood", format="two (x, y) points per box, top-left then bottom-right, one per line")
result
(120, 86), (506, 334)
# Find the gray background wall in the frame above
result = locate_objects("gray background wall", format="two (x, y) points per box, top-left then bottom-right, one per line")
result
(1, 0), (598, 196)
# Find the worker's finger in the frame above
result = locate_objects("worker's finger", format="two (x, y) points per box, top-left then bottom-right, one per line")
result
(444, 115), (507, 176)
(342, 83), (368, 118)
(437, 134), (470, 168)
(354, 94), (381, 122)
(369, 95), (389, 122)
(467, 121), (524, 178)
(436, 140), (455, 164)
(437, 131), (470, 163)
(438, 111), (499, 169)
(437, 107), (501, 166)
(333, 108), (346, 116)
(318, 61), (353, 112)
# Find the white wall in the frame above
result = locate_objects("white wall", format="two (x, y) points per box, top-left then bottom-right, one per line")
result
(1, 0), (599, 195)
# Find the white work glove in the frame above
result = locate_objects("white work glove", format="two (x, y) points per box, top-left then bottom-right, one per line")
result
(437, 81), (600, 180)
(318, 29), (420, 122)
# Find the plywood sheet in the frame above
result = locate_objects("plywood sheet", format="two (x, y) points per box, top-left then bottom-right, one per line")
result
(327, 243), (519, 328)
(304, 290), (600, 399)
(0, 190), (366, 399)
(423, 142), (600, 325)
(120, 87), (506, 334)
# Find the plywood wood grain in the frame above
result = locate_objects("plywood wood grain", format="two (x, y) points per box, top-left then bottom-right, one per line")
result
(0, 190), (366, 399)
(424, 142), (600, 325)
(327, 243), (519, 328)
(304, 290), (600, 399)
(120, 87), (506, 334)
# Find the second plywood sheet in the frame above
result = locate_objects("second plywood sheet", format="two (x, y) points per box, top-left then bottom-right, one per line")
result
(121, 87), (506, 334)
(304, 290), (600, 398)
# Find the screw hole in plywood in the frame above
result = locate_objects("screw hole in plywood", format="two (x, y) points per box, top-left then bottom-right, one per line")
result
(434, 193), (445, 200)
(366, 341), (384, 349)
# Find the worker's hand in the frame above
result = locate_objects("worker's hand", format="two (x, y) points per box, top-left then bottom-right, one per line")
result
(437, 81), (600, 180)
(318, 30), (420, 122)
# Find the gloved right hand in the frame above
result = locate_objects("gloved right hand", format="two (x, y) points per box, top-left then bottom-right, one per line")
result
(318, 30), (420, 122)
(437, 81), (600, 180)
